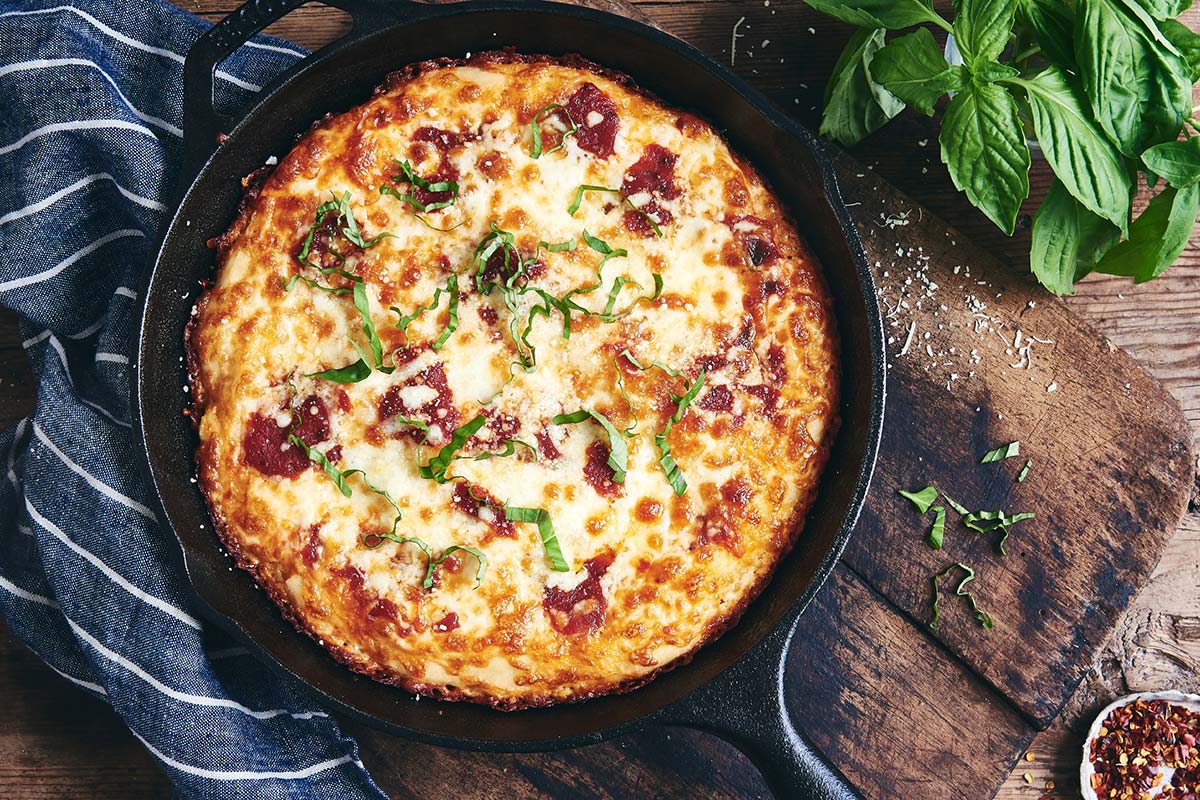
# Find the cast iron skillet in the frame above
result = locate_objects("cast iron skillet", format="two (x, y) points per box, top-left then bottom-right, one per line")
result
(132, 1), (886, 797)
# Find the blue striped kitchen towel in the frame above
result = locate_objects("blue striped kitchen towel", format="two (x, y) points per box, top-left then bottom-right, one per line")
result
(0, 1), (390, 796)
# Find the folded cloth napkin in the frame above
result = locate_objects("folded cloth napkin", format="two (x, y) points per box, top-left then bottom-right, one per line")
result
(0, 1), (389, 796)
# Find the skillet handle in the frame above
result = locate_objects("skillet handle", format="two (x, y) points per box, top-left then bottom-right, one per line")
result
(180, 0), (406, 188)
(654, 617), (864, 800)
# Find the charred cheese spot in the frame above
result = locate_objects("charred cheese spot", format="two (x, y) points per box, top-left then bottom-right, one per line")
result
(189, 52), (838, 710)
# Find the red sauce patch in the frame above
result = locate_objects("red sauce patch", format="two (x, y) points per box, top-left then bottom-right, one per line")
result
(697, 384), (733, 413)
(622, 144), (680, 199)
(543, 551), (615, 636)
(477, 305), (499, 326)
(624, 203), (672, 237)
(622, 144), (679, 237)
(294, 215), (362, 274)
(366, 598), (399, 625)
(433, 612), (460, 633)
(243, 396), (330, 477)
(377, 363), (460, 443)
(535, 430), (561, 461)
(743, 383), (780, 413)
(413, 126), (478, 153)
(300, 525), (323, 567)
(765, 344), (787, 383)
(695, 353), (729, 374)
(565, 83), (619, 158)
(583, 440), (623, 497)
(450, 482), (515, 539)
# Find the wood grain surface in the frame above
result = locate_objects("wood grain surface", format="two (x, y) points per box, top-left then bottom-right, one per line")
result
(2, 1), (1199, 799)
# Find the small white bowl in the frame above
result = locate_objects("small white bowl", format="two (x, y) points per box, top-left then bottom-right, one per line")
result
(1081, 691), (1200, 800)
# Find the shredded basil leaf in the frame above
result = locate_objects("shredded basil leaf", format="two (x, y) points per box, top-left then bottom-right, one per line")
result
(471, 438), (537, 462)
(941, 493), (970, 516)
(930, 563), (993, 630)
(1017, 460), (1032, 482)
(552, 409), (628, 483)
(289, 434), (360, 497)
(929, 505), (946, 549)
(618, 349), (682, 377)
(329, 190), (392, 249)
(612, 361), (638, 437)
(395, 416), (431, 444)
(568, 185), (665, 237)
(962, 509), (1035, 555)
(539, 238), (577, 253)
(433, 275), (459, 351)
(656, 371), (707, 496)
(898, 485), (938, 514)
(424, 545), (487, 589)
(505, 504), (569, 571)
(306, 359), (371, 383)
(980, 441), (1021, 463)
(531, 104), (578, 159)
(419, 414), (487, 483)
(283, 274), (355, 296)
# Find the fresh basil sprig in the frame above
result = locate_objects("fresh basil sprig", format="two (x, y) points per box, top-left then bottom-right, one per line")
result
(807, 0), (1200, 293)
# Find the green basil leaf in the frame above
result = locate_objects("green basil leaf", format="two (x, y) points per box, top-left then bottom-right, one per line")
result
(942, 493), (971, 516)
(980, 441), (1020, 463)
(939, 81), (1031, 235)
(930, 563), (993, 629)
(552, 409), (628, 483)
(1160, 19), (1200, 81)
(1016, 0), (1077, 69)
(432, 274), (459, 351)
(419, 414), (488, 483)
(655, 372), (706, 496)
(1077, 0), (1192, 157)
(424, 545), (488, 589)
(929, 506), (946, 550)
(1030, 179), (1121, 295)
(871, 28), (967, 116)
(953, 0), (1019, 65)
(1012, 66), (1132, 232)
(1095, 184), (1200, 282)
(1127, 0), (1192, 21)
(1141, 138), (1200, 188)
(307, 358), (371, 383)
(898, 485), (938, 513)
(802, 0), (946, 29)
(1017, 460), (1032, 482)
(973, 61), (1021, 83)
(531, 104), (578, 159)
(505, 505), (569, 572)
(819, 28), (905, 147)
(289, 435), (360, 497)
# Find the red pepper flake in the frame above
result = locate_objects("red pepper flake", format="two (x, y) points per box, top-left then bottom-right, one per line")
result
(1088, 698), (1200, 799)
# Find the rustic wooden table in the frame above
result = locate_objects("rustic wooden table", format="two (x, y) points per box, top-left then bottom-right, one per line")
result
(2, 1), (1198, 798)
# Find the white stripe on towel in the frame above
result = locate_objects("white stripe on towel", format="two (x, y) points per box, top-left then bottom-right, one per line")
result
(32, 423), (156, 520)
(0, 119), (158, 157)
(24, 498), (202, 629)
(0, 59), (182, 136)
(0, 173), (165, 227)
